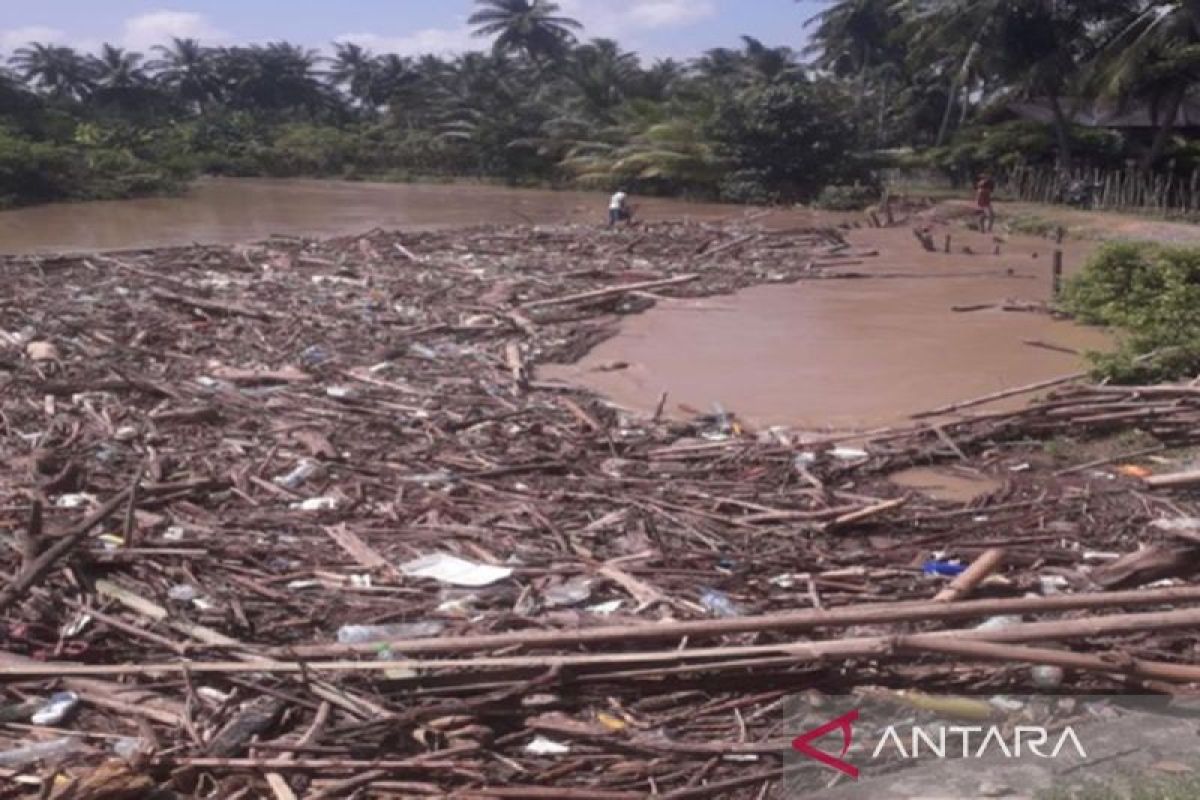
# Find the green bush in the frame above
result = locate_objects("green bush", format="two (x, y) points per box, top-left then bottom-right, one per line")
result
(1062, 241), (1200, 382)
(814, 183), (879, 211)
(924, 120), (1127, 183)
(712, 81), (874, 203)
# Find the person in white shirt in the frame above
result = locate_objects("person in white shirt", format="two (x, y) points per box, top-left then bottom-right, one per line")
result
(608, 190), (631, 227)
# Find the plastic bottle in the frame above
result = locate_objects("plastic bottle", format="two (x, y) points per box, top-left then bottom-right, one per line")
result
(700, 588), (741, 618)
(0, 737), (80, 767)
(336, 621), (445, 644)
(31, 692), (80, 726)
(275, 460), (319, 490)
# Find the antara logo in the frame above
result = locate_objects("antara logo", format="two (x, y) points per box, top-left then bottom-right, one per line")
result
(792, 709), (861, 779)
(792, 709), (1088, 779)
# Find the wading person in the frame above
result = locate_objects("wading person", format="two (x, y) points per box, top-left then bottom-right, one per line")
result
(975, 172), (996, 233)
(608, 189), (631, 227)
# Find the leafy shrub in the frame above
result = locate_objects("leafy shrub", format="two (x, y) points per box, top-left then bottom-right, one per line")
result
(711, 81), (874, 203)
(924, 120), (1127, 183)
(814, 183), (879, 211)
(1062, 242), (1200, 382)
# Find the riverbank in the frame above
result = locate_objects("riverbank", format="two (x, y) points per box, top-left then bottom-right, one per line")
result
(5, 220), (1200, 797)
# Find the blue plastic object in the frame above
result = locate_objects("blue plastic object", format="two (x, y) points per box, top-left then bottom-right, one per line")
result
(923, 559), (967, 578)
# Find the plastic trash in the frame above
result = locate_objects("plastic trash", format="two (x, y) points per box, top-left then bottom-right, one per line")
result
(54, 493), (96, 509)
(1039, 575), (1069, 595)
(0, 737), (80, 767)
(336, 621), (445, 644)
(300, 345), (329, 367)
(400, 553), (513, 587)
(526, 736), (571, 755)
(923, 559), (966, 578)
(543, 577), (594, 608)
(830, 446), (869, 461)
(409, 343), (439, 361)
(290, 496), (339, 512)
(112, 737), (143, 759)
(794, 452), (818, 470)
(31, 692), (80, 726)
(587, 600), (623, 616)
(325, 385), (357, 400)
(975, 615), (1023, 632)
(275, 460), (319, 490)
(167, 584), (200, 602)
(25, 341), (59, 361)
(699, 588), (741, 618)
(1032, 665), (1065, 688)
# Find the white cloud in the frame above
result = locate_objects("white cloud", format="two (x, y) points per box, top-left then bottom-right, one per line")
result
(120, 10), (228, 51)
(559, 0), (718, 37)
(626, 0), (718, 28)
(0, 25), (72, 51)
(334, 26), (483, 57)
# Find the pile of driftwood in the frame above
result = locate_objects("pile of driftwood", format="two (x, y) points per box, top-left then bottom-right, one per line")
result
(2, 221), (1200, 798)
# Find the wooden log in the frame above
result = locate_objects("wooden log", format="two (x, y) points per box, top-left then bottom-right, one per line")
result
(520, 275), (698, 310)
(934, 548), (1005, 602)
(169, 585), (1200, 659)
(1145, 470), (1200, 489)
(913, 371), (1088, 418)
(10, 605), (1200, 679)
(0, 487), (132, 614)
(896, 636), (1200, 685)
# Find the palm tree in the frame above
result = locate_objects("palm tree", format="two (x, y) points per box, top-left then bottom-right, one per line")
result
(91, 44), (147, 90)
(1095, 2), (1200, 167)
(738, 36), (801, 84)
(899, 0), (1120, 164)
(10, 43), (95, 101)
(805, 0), (903, 80)
(329, 42), (377, 108)
(564, 39), (640, 121)
(468, 0), (582, 63)
(214, 42), (329, 115)
(150, 37), (219, 111)
(562, 99), (727, 194)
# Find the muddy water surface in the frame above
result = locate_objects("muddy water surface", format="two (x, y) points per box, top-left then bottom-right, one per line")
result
(0, 177), (773, 255)
(546, 227), (1110, 429)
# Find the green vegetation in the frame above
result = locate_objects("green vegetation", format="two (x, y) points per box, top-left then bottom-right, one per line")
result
(4, 0), (1200, 208)
(1063, 241), (1200, 381)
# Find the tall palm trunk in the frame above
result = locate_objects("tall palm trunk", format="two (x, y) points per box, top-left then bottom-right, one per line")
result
(1048, 94), (1074, 170)
(1185, 0), (1200, 39)
(1143, 83), (1187, 169)
(936, 42), (980, 146)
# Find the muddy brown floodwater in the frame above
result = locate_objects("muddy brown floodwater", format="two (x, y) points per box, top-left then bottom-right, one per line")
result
(0, 177), (777, 255)
(1, 179), (1110, 429)
(546, 226), (1111, 430)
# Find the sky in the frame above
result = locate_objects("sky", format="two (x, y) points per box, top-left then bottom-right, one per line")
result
(0, 1), (828, 61)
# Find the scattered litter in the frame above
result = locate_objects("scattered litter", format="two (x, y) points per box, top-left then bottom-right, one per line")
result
(923, 559), (966, 578)
(699, 588), (741, 618)
(400, 554), (514, 587)
(525, 737), (571, 756)
(336, 622), (446, 644)
(31, 692), (80, 726)
(25, 341), (59, 361)
(543, 577), (594, 608)
(290, 496), (339, 512)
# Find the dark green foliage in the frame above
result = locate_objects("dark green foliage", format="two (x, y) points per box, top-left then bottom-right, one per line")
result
(923, 121), (1126, 183)
(1063, 242), (1200, 382)
(711, 81), (872, 202)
